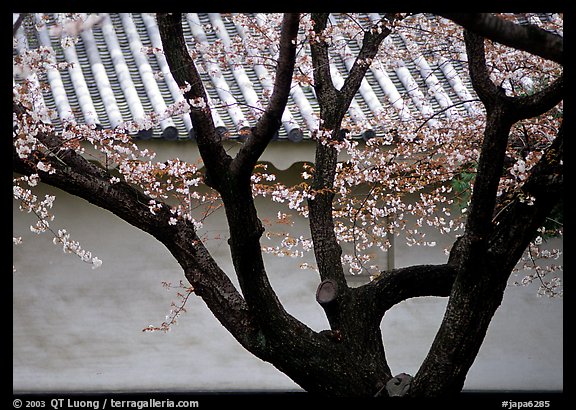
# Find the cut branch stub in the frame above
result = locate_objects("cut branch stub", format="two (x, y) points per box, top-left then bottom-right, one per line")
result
(316, 278), (342, 330)
(316, 279), (338, 305)
(385, 373), (413, 397)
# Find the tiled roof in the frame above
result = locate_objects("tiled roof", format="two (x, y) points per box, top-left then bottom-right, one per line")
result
(13, 13), (560, 142)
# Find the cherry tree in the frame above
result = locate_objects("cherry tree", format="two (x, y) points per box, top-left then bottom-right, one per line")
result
(13, 12), (563, 396)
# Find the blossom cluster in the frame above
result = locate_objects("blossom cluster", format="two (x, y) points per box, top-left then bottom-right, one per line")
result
(13, 21), (209, 270)
(13, 12), (562, 298)
(252, 100), (561, 280)
(13, 175), (102, 270)
(513, 228), (563, 297)
(262, 231), (314, 259)
(117, 155), (219, 231)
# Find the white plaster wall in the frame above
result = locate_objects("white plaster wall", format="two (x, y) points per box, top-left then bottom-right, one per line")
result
(13, 181), (562, 393)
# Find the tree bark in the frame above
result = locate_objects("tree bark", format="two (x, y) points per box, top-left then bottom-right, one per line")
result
(156, 13), (397, 395)
(158, 13), (299, 327)
(12, 130), (265, 354)
(13, 13), (562, 397)
(438, 13), (563, 64)
(409, 30), (563, 397)
(307, 13), (397, 328)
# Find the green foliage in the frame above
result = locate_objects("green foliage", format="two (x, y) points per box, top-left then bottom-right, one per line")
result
(451, 164), (476, 210)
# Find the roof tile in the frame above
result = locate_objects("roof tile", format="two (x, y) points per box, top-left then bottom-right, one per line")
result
(13, 13), (559, 141)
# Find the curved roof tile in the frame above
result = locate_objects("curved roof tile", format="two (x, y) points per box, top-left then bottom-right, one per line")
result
(13, 13), (559, 141)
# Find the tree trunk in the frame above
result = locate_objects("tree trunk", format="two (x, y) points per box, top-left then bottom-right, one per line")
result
(408, 30), (563, 397)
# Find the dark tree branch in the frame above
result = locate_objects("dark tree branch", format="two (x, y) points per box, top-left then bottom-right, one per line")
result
(12, 129), (265, 355)
(13, 13), (28, 37)
(462, 30), (515, 246)
(339, 15), (398, 107)
(439, 13), (563, 64)
(157, 13), (232, 191)
(310, 13), (400, 125)
(232, 13), (300, 180)
(410, 128), (563, 395)
(310, 13), (339, 117)
(307, 13), (397, 330)
(308, 12), (348, 302)
(409, 29), (564, 397)
(511, 74), (563, 122)
(157, 13), (288, 326)
(462, 30), (563, 249)
(488, 122), (563, 269)
(464, 29), (505, 106)
(356, 264), (457, 318)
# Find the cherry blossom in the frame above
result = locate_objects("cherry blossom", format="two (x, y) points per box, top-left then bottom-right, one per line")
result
(13, 13), (562, 318)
